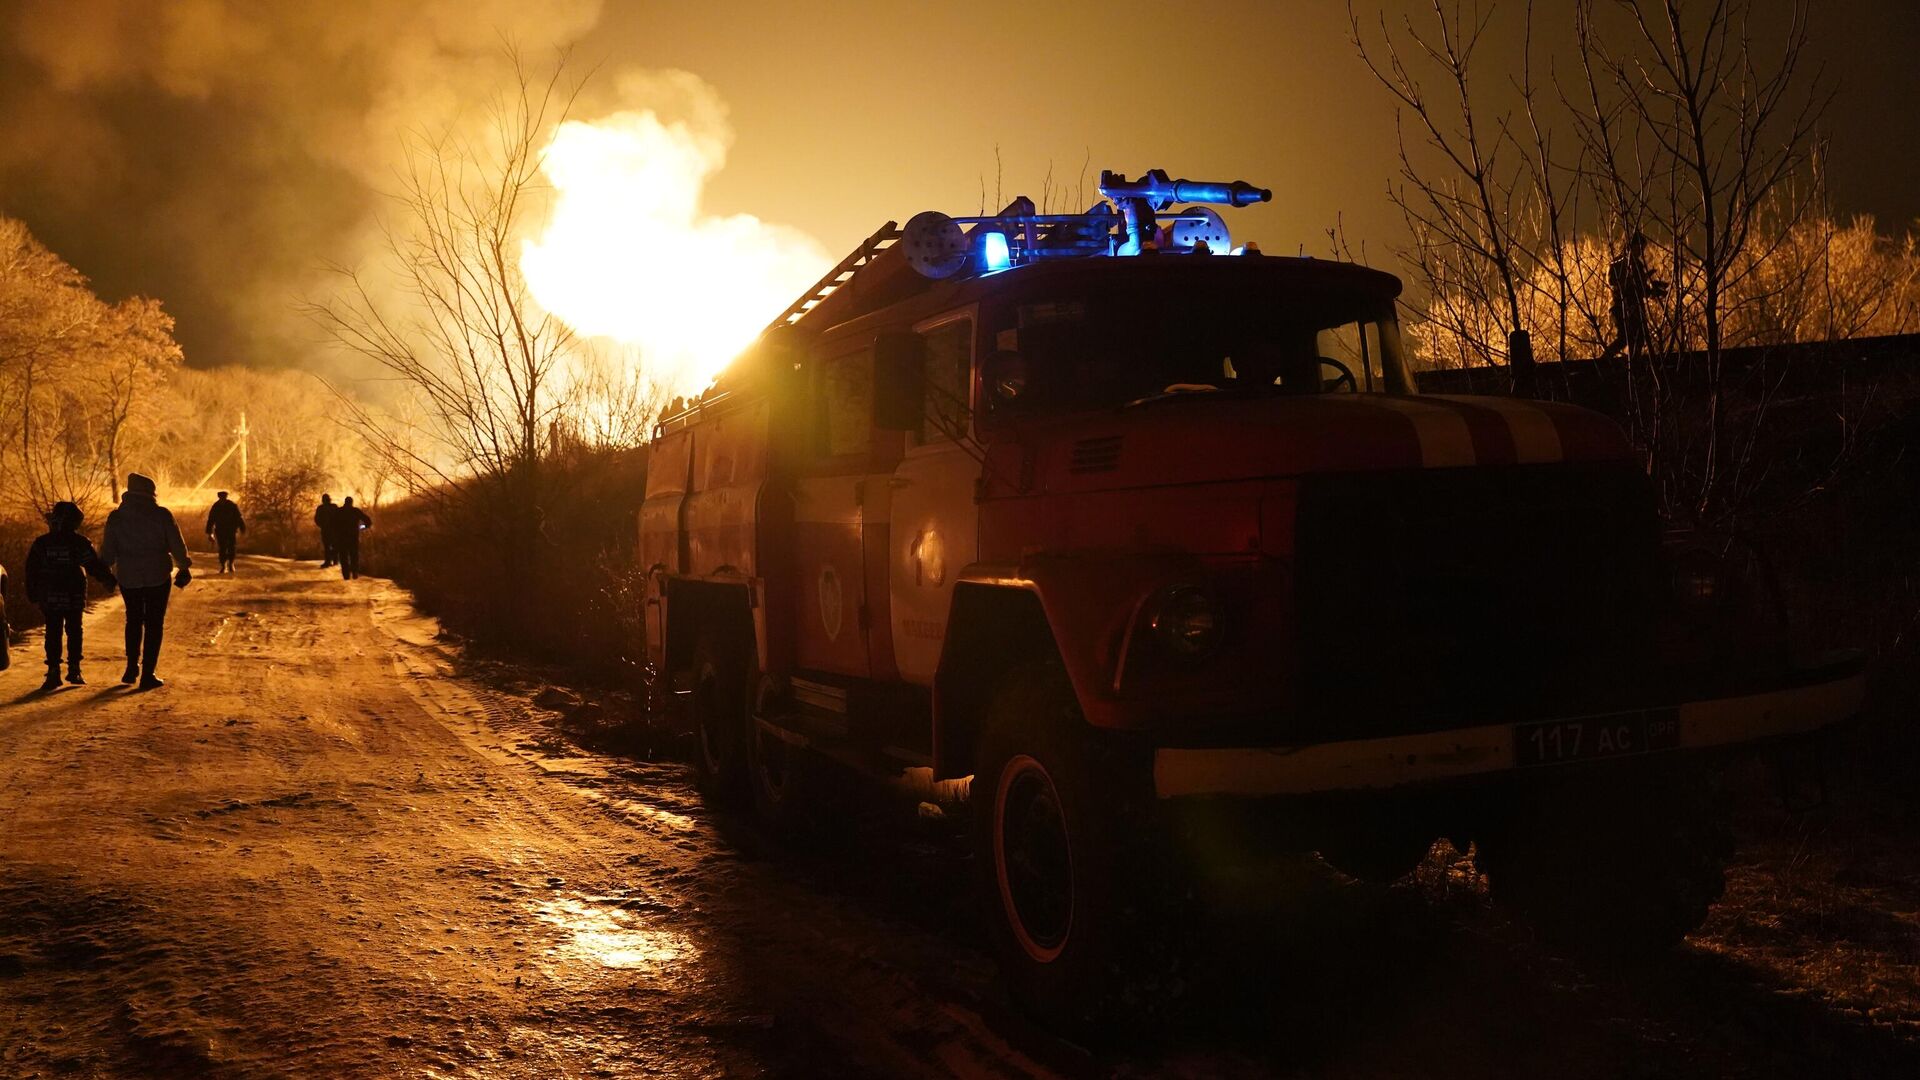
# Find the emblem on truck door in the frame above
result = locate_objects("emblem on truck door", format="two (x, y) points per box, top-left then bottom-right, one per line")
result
(818, 565), (844, 642)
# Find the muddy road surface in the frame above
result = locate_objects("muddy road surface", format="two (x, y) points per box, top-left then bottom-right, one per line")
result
(2, 558), (1917, 1078)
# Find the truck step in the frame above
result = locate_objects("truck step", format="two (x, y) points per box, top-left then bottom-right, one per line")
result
(790, 676), (848, 715)
(754, 713), (931, 778)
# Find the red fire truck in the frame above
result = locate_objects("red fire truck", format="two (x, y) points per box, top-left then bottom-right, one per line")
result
(641, 171), (1865, 1026)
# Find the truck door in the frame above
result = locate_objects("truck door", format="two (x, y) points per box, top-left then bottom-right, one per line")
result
(792, 341), (881, 678)
(886, 312), (980, 686)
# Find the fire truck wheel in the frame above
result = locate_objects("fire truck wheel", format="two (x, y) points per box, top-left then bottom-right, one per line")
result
(973, 664), (1187, 1033)
(749, 719), (828, 835)
(1477, 768), (1732, 956)
(689, 631), (751, 806)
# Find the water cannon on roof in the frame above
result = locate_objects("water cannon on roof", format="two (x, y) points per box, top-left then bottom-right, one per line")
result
(766, 167), (1274, 334)
(1095, 169), (1273, 210)
(1097, 169), (1271, 257)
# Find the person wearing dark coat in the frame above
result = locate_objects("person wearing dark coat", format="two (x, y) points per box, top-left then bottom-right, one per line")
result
(205, 490), (246, 574)
(314, 494), (339, 568)
(333, 497), (372, 580)
(101, 472), (192, 690)
(1600, 231), (1669, 361)
(24, 501), (117, 691)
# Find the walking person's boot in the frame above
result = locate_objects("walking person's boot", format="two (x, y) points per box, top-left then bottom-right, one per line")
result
(121, 660), (139, 685)
(39, 664), (63, 693)
(138, 635), (163, 691)
(66, 663), (85, 686)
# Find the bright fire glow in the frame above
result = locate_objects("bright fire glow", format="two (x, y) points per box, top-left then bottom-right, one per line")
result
(521, 104), (829, 399)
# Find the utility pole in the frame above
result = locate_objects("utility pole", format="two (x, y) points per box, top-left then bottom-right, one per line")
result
(237, 411), (250, 488)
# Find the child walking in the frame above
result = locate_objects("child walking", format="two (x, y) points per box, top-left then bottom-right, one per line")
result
(24, 502), (117, 692)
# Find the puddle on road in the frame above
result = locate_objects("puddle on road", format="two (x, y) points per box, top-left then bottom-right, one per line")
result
(533, 897), (694, 971)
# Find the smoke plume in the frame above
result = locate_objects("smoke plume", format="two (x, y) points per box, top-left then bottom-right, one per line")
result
(0, 0), (605, 371)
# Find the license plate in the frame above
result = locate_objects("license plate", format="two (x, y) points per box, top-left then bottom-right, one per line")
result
(1514, 708), (1680, 767)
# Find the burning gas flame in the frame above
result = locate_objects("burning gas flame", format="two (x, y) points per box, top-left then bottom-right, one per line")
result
(521, 100), (829, 399)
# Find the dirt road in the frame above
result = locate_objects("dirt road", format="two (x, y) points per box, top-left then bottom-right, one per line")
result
(2, 558), (1917, 1078)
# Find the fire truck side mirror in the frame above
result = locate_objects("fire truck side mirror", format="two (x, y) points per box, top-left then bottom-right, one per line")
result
(982, 350), (1028, 402)
(872, 331), (927, 431)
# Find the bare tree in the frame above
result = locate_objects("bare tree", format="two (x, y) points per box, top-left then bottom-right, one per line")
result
(303, 49), (683, 643)
(94, 298), (182, 494)
(551, 344), (669, 454)
(1572, 0), (1829, 514)
(308, 50), (590, 615)
(240, 456), (331, 551)
(1351, 0), (1537, 379)
(1352, 0), (1830, 521)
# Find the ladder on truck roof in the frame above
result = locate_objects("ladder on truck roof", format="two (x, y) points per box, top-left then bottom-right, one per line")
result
(766, 220), (900, 333)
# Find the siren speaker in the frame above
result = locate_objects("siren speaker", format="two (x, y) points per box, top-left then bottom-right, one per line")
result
(902, 210), (970, 279)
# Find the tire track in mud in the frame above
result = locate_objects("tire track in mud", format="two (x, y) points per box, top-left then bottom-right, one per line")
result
(373, 601), (1071, 1078)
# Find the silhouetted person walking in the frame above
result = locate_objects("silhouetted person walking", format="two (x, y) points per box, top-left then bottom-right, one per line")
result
(1601, 231), (1668, 362)
(0, 565), (10, 673)
(24, 502), (116, 691)
(315, 494), (339, 568)
(334, 497), (371, 580)
(205, 490), (246, 574)
(101, 473), (192, 690)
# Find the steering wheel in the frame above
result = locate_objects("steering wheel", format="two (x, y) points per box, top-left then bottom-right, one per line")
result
(1318, 357), (1359, 393)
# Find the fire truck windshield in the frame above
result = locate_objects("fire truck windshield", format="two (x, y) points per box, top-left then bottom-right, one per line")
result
(993, 280), (1409, 415)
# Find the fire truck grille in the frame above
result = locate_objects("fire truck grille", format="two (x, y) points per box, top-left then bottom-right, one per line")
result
(1292, 462), (1664, 739)
(1069, 435), (1125, 474)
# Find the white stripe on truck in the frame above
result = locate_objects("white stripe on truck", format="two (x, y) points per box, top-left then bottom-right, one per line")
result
(1431, 394), (1565, 464)
(1152, 670), (1865, 798)
(1366, 397), (1478, 468)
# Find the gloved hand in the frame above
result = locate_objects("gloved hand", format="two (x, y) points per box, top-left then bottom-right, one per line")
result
(174, 567), (192, 589)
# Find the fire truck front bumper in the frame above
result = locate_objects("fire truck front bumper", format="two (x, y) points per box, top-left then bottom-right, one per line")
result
(1151, 652), (1867, 799)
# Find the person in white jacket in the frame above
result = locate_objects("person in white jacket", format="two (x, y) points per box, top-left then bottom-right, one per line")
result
(100, 473), (192, 690)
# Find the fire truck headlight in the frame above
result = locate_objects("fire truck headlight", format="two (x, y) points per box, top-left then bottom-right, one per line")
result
(1667, 545), (1727, 617)
(1675, 565), (1717, 607)
(1149, 586), (1222, 659)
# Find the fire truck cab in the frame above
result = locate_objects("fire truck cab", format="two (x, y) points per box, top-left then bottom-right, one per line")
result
(641, 171), (1865, 1027)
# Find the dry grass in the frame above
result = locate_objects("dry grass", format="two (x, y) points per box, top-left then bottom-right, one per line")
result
(1698, 807), (1920, 1038)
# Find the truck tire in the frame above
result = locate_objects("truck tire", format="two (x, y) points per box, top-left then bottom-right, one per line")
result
(1478, 769), (1732, 956)
(749, 717), (831, 836)
(689, 629), (751, 807)
(973, 664), (1186, 1034)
